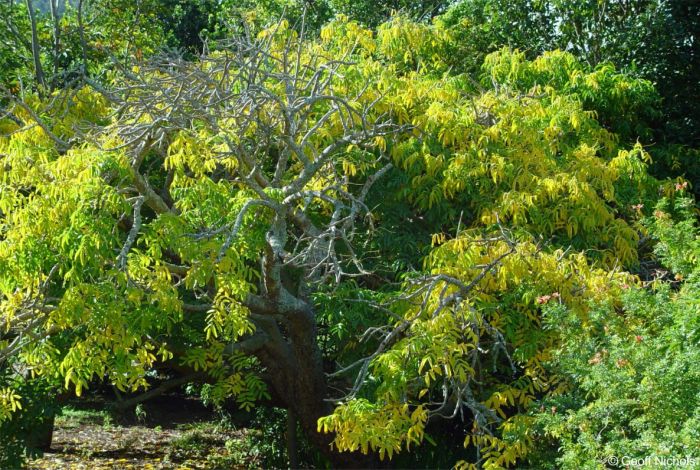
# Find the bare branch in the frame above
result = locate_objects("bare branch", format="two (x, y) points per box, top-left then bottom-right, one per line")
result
(117, 196), (145, 269)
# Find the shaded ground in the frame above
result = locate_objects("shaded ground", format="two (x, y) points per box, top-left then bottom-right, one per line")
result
(28, 395), (260, 470)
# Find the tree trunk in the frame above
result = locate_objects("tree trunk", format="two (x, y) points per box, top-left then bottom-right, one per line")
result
(280, 353), (375, 468)
(26, 414), (55, 452)
(256, 304), (376, 469)
(248, 216), (377, 467)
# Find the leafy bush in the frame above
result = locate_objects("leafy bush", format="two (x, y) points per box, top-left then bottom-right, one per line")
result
(528, 196), (700, 468)
(0, 373), (60, 469)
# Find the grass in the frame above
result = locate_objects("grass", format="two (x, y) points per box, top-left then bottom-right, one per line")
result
(55, 406), (114, 429)
(165, 420), (257, 468)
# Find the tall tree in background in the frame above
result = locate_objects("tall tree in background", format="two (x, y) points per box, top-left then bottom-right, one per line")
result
(330, 0), (450, 26)
(0, 0), (170, 90)
(441, 0), (699, 189)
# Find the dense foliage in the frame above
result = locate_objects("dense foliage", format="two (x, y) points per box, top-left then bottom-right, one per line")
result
(440, 0), (700, 190)
(1, 1), (698, 469)
(531, 196), (700, 468)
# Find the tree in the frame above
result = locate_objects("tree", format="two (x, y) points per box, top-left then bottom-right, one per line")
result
(217, 0), (335, 33)
(0, 15), (688, 468)
(0, 0), (170, 91)
(2, 17), (401, 466)
(330, 0), (451, 27)
(440, 0), (700, 190)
